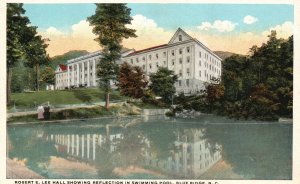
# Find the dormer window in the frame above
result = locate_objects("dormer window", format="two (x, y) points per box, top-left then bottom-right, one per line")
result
(179, 35), (182, 41)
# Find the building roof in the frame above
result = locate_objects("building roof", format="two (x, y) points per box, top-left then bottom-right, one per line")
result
(58, 64), (67, 71)
(126, 44), (168, 57)
(123, 28), (222, 61)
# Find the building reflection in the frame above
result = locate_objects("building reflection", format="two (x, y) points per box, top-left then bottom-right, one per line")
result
(40, 125), (221, 178)
(144, 129), (222, 178)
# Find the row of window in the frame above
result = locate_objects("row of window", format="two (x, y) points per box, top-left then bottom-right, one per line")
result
(178, 79), (190, 87)
(71, 71), (94, 76)
(200, 60), (221, 75)
(199, 52), (221, 67)
(129, 47), (191, 64)
(56, 74), (67, 79)
(56, 79), (67, 84)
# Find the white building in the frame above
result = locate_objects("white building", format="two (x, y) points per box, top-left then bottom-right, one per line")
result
(55, 64), (68, 90)
(121, 28), (222, 94)
(55, 50), (134, 90)
(55, 28), (222, 94)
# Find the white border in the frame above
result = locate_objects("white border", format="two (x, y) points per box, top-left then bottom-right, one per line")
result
(1, 0), (299, 184)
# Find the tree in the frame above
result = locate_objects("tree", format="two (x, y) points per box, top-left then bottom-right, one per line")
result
(118, 62), (148, 99)
(7, 3), (31, 104)
(23, 29), (50, 91)
(7, 3), (49, 104)
(40, 67), (55, 85)
(87, 4), (137, 110)
(149, 67), (178, 103)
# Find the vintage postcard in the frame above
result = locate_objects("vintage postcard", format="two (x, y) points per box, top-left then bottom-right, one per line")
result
(1, 0), (299, 184)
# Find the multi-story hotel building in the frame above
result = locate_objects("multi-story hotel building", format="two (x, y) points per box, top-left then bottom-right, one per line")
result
(55, 28), (222, 94)
(54, 50), (134, 90)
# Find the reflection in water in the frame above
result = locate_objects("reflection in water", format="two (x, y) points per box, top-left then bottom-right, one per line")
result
(144, 129), (222, 178)
(7, 116), (292, 179)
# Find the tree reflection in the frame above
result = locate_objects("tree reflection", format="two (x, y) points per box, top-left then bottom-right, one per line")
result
(203, 123), (292, 179)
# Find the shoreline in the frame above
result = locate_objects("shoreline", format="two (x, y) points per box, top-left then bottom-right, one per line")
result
(7, 114), (293, 126)
(7, 114), (146, 125)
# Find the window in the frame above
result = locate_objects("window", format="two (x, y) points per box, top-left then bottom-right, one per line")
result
(156, 62), (159, 68)
(149, 55), (152, 60)
(199, 70), (201, 77)
(178, 80), (182, 86)
(143, 65), (145, 70)
(187, 47), (190, 53)
(179, 58), (182, 64)
(172, 50), (175, 56)
(142, 57), (145, 61)
(179, 69), (182, 77)
(136, 57), (139, 63)
(199, 52), (201, 58)
(163, 61), (166, 65)
(199, 60), (201, 66)
(163, 52), (166, 57)
(179, 35), (182, 41)
(187, 68), (190, 76)
(179, 48), (182, 54)
(149, 64), (152, 69)
(172, 59), (175, 65)
(156, 53), (159, 59)
(187, 56), (190, 63)
(186, 79), (189, 86)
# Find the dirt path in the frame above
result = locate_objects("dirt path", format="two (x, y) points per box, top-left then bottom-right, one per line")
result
(7, 102), (119, 118)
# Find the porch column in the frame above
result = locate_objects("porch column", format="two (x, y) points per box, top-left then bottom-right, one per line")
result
(67, 65), (70, 88)
(81, 62), (85, 86)
(87, 61), (90, 87)
(71, 64), (75, 86)
(76, 63), (80, 87)
(93, 59), (96, 86)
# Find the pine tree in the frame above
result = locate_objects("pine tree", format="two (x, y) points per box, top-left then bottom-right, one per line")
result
(87, 4), (137, 109)
(7, 3), (30, 104)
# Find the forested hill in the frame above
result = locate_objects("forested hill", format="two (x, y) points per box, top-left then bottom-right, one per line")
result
(50, 50), (89, 69)
(214, 51), (238, 60)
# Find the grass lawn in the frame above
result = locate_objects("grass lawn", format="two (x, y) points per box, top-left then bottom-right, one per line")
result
(10, 88), (127, 108)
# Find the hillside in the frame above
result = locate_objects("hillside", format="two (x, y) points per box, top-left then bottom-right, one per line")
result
(50, 50), (89, 69)
(214, 51), (237, 60)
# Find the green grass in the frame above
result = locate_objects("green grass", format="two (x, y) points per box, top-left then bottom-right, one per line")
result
(10, 88), (126, 108)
